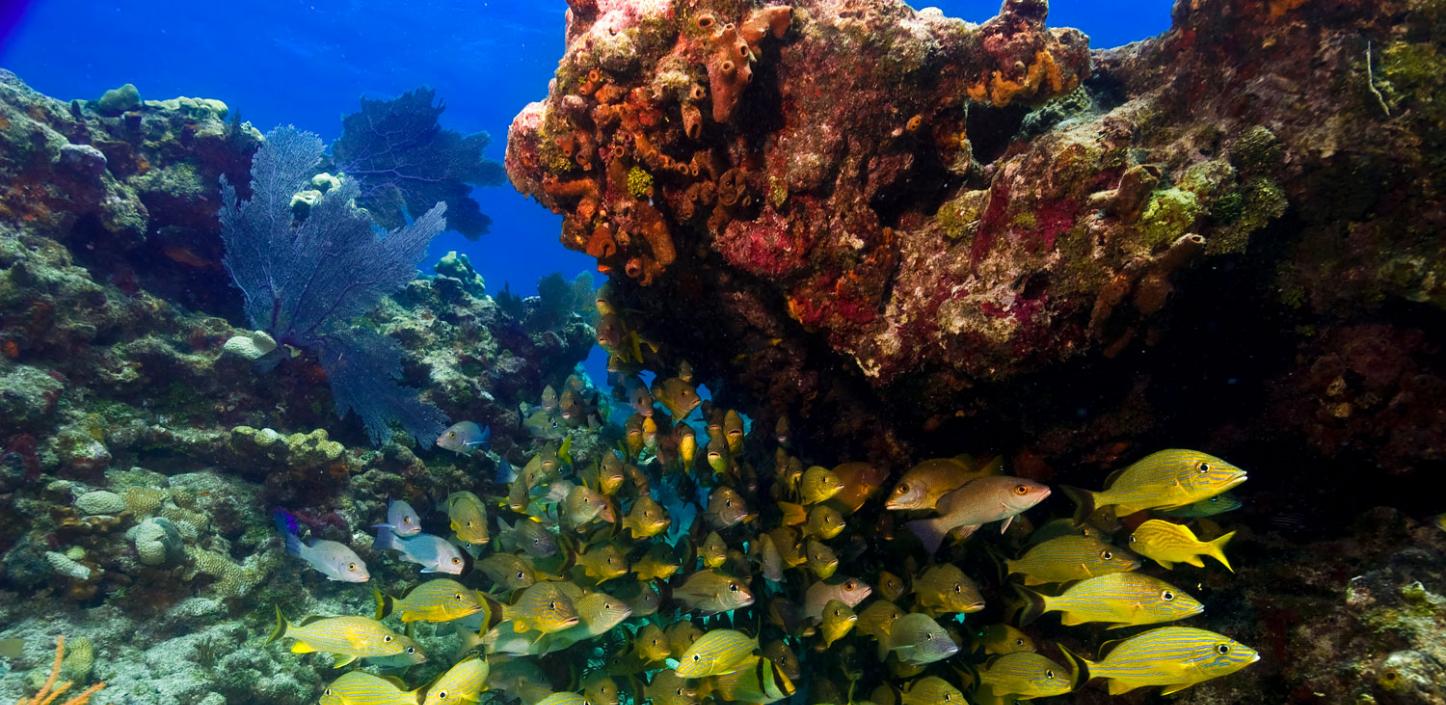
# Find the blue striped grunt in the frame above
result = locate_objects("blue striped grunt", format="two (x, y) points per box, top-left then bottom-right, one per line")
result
(374, 578), (496, 624)
(1129, 519), (1236, 571)
(1017, 572), (1203, 628)
(319, 671), (421, 705)
(897, 675), (964, 705)
(1062, 449), (1248, 520)
(976, 651), (1075, 700)
(268, 609), (423, 668)
(674, 628), (760, 678)
(1006, 534), (1140, 585)
(1059, 626), (1260, 696)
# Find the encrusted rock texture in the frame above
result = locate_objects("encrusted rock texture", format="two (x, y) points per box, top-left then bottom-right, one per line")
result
(506, 0), (1445, 476)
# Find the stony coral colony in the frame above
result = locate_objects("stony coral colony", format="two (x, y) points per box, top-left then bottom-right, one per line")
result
(260, 326), (1257, 705)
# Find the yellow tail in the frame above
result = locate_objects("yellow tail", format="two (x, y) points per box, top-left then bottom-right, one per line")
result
(1207, 530), (1236, 572)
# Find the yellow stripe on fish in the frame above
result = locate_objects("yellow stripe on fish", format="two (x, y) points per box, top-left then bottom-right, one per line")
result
(1063, 449), (1248, 520)
(1059, 626), (1260, 696)
(1129, 519), (1236, 571)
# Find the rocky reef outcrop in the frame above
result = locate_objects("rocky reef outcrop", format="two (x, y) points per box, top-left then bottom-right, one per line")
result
(506, 0), (1445, 478)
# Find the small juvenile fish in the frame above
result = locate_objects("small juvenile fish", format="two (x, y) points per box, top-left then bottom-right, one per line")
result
(591, 456), (626, 496)
(525, 408), (565, 440)
(653, 377), (702, 419)
(583, 673), (621, 705)
(446, 491), (490, 545)
(575, 542), (629, 583)
(320, 671), (420, 705)
(724, 410), (745, 454)
(478, 553), (537, 591)
(1129, 519), (1236, 571)
(1158, 492), (1242, 519)
(504, 582), (581, 634)
(421, 656), (489, 705)
(564, 483), (615, 528)
(437, 421), (491, 454)
(804, 504), (845, 540)
(805, 539), (839, 579)
(877, 571), (908, 602)
(666, 621), (706, 658)
(754, 534), (784, 583)
(374, 578), (493, 624)
(912, 563), (985, 615)
(274, 510), (369, 583)
(674, 629), (760, 678)
(705, 486), (753, 529)
(1063, 449), (1248, 520)
(375, 499), (422, 538)
(376, 528), (467, 575)
(700, 531), (729, 569)
(676, 423), (698, 466)
(1060, 626), (1260, 696)
(818, 599), (857, 649)
(907, 476), (1052, 555)
(885, 456), (1001, 511)
(633, 544), (682, 581)
(898, 675), (964, 705)
(498, 517), (559, 558)
(634, 623), (671, 663)
(675, 569), (755, 615)
(880, 613), (959, 666)
(804, 577), (871, 621)
(974, 624), (1036, 656)
(1018, 572), (1203, 628)
(713, 657), (796, 704)
(268, 609), (422, 668)
(1007, 534), (1140, 585)
(800, 466), (845, 505)
(828, 461), (888, 513)
(622, 495), (670, 539)
(976, 652), (1074, 700)
(645, 671), (697, 705)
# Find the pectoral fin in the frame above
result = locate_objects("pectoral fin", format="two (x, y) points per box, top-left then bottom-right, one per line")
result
(332, 654), (357, 668)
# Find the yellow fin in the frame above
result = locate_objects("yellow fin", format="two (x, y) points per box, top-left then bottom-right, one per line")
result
(1159, 681), (1197, 696)
(1207, 530), (1236, 572)
(1107, 679), (1141, 696)
(290, 642), (316, 654)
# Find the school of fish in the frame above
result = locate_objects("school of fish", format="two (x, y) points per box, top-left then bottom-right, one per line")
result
(268, 300), (1260, 705)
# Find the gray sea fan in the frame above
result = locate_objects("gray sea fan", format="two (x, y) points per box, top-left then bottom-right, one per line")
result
(218, 125), (450, 446)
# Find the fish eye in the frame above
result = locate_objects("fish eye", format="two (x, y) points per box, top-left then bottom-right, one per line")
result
(953, 584), (962, 593)
(1217, 644), (1230, 655)
(725, 500), (733, 507)
(449, 431), (457, 438)
(517, 571), (526, 579)
(1198, 462), (1210, 473)
(1045, 669), (1055, 679)
(455, 593), (464, 600)
(324, 690), (332, 696)
(1015, 639), (1025, 646)
(1162, 590), (1175, 601)
(728, 582), (740, 592)
(406, 646), (416, 654)
(437, 692), (448, 700)
(942, 695), (950, 702)
(1129, 535), (1138, 543)
(550, 601), (558, 609)
(898, 483), (909, 493)
(384, 635), (394, 642)
(1014, 484), (1029, 495)
(845, 580), (856, 589)
(1101, 550), (1113, 560)
(452, 557), (462, 565)
(692, 654), (701, 661)
(347, 562), (357, 571)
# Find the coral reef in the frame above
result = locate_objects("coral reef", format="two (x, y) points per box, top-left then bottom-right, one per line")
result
(506, 0), (1445, 479)
(0, 71), (595, 704)
(12, 637), (105, 705)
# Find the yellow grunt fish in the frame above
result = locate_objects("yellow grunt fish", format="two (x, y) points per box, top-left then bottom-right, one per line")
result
(633, 543), (682, 581)
(1063, 449), (1248, 520)
(817, 599), (858, 649)
(446, 491), (491, 545)
(674, 629), (760, 678)
(653, 377), (702, 419)
(898, 675), (964, 705)
(421, 656), (489, 705)
(268, 609), (422, 668)
(622, 495), (670, 539)
(675, 569), (755, 615)
(800, 466), (845, 505)
(374, 579), (494, 624)
(1059, 626), (1260, 696)
(976, 652), (1075, 701)
(1129, 519), (1236, 571)
(856, 600), (905, 642)
(805, 539), (839, 579)
(1006, 534), (1140, 586)
(879, 613), (959, 666)
(320, 671), (421, 705)
(504, 582), (581, 634)
(583, 674), (621, 705)
(1017, 572), (1203, 628)
(912, 563), (985, 615)
(634, 623), (671, 663)
(973, 624), (1036, 656)
(804, 504), (845, 540)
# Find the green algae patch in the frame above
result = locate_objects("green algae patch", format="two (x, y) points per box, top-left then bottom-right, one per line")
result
(936, 189), (988, 241)
(1138, 187), (1202, 250)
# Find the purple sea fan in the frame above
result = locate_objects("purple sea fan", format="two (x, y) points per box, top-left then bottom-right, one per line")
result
(219, 125), (449, 446)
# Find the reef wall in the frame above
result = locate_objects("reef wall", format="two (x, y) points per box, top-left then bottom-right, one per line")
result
(506, 0), (1445, 479)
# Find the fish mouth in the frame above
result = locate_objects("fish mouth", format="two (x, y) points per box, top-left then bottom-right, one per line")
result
(963, 601), (986, 613)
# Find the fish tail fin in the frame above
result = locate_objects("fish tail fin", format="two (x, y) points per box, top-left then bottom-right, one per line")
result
(906, 517), (948, 556)
(267, 605), (288, 644)
(375, 525), (397, 552)
(373, 585), (394, 620)
(1056, 642), (1091, 691)
(1208, 530), (1237, 572)
(1061, 486), (1097, 525)
(272, 509), (302, 556)
(1013, 584), (1048, 627)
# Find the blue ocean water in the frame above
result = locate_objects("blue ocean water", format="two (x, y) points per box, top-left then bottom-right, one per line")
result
(0, 0), (1170, 297)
